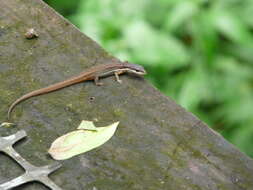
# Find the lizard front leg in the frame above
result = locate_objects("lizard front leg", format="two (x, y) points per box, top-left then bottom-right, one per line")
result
(114, 71), (123, 83)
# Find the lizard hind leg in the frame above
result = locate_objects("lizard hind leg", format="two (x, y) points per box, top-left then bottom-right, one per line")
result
(94, 76), (103, 86)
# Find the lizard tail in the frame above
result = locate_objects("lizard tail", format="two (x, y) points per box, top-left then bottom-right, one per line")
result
(7, 74), (89, 120)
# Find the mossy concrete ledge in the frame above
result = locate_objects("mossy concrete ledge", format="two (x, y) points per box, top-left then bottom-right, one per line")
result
(0, 0), (253, 189)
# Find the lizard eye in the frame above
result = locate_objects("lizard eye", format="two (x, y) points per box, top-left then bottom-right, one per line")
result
(133, 69), (146, 75)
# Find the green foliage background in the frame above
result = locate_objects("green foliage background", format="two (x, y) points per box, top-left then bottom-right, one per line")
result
(44, 0), (253, 158)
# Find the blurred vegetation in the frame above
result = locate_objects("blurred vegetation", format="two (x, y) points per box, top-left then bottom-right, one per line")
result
(44, 0), (253, 158)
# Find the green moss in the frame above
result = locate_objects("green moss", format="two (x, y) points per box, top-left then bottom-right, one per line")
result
(112, 108), (124, 117)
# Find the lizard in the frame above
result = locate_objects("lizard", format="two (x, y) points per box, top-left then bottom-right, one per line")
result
(7, 61), (146, 120)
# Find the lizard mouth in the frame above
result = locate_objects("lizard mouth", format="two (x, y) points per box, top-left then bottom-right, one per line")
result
(131, 70), (147, 75)
(138, 71), (147, 75)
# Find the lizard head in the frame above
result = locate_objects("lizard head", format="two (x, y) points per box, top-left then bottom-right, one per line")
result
(123, 61), (147, 75)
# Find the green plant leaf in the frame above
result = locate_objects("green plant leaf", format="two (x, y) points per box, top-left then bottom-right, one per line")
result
(213, 10), (253, 46)
(123, 20), (189, 66)
(165, 1), (197, 31)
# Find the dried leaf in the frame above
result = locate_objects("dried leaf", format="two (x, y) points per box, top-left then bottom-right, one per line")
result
(0, 122), (15, 128)
(48, 121), (119, 160)
(77, 120), (98, 131)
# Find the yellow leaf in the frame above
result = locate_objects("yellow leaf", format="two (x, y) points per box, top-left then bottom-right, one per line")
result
(48, 121), (119, 160)
(77, 120), (98, 131)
